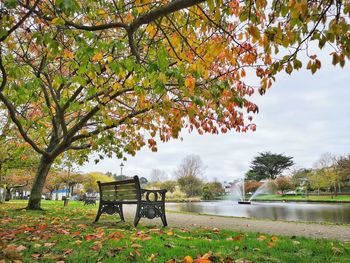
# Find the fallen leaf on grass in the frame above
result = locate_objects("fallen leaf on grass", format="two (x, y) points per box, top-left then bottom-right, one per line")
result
(148, 253), (157, 262)
(77, 224), (88, 230)
(167, 231), (174, 236)
(91, 245), (101, 251)
(226, 235), (242, 241)
(183, 255), (193, 263)
(71, 231), (81, 238)
(31, 254), (41, 259)
(267, 241), (275, 248)
(235, 259), (252, 263)
(44, 242), (56, 248)
(292, 240), (300, 245)
(108, 231), (125, 240)
(257, 235), (267, 241)
(63, 249), (74, 255)
(74, 240), (82, 245)
(271, 236), (278, 242)
(165, 259), (176, 263)
(131, 244), (143, 248)
(134, 249), (142, 257)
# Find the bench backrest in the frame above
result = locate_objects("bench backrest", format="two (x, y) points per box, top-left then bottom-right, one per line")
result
(97, 176), (141, 203)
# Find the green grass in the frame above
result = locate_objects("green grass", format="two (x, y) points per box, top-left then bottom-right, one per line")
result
(0, 200), (349, 262)
(253, 195), (350, 202)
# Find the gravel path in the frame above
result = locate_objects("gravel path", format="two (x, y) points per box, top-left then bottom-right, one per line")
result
(119, 206), (350, 241)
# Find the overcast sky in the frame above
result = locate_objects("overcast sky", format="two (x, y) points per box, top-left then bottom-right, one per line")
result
(79, 56), (350, 182)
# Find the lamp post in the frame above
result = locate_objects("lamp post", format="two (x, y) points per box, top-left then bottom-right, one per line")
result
(120, 162), (124, 176)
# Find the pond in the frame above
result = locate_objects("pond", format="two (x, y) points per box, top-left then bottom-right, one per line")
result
(166, 201), (350, 224)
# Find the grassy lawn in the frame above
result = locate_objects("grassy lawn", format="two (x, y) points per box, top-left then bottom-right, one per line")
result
(253, 195), (350, 202)
(0, 201), (349, 262)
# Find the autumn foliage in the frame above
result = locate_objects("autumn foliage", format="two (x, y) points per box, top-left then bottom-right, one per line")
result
(0, 0), (349, 209)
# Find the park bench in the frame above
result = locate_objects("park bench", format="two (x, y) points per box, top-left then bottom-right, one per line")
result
(83, 196), (97, 205)
(94, 175), (167, 227)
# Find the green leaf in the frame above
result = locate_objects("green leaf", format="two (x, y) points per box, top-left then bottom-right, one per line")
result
(4, 0), (17, 9)
(285, 63), (293, 75)
(207, 0), (215, 13)
(157, 47), (168, 72)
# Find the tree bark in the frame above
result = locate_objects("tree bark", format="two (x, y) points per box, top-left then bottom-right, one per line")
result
(27, 156), (52, 210)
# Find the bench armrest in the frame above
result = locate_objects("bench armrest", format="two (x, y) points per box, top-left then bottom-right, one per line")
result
(141, 189), (167, 202)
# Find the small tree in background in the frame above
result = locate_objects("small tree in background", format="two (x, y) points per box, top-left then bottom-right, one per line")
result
(177, 175), (203, 197)
(82, 172), (113, 194)
(336, 155), (350, 191)
(202, 182), (224, 200)
(244, 180), (262, 194)
(160, 180), (177, 193)
(150, 169), (168, 182)
(275, 176), (295, 195)
(175, 155), (204, 197)
(247, 152), (294, 180)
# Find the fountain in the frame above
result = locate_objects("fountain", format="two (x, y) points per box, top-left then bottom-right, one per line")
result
(229, 179), (273, 205)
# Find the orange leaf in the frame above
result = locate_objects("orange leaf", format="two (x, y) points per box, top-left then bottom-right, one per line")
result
(183, 256), (193, 263)
(92, 52), (103, 62)
(257, 235), (267, 241)
(194, 259), (212, 263)
(271, 236), (278, 242)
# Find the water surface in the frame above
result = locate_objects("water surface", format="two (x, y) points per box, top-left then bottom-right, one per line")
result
(166, 201), (350, 224)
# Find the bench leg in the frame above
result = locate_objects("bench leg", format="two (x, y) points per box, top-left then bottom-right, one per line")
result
(94, 204), (102, 222)
(134, 205), (141, 227)
(118, 204), (125, 222)
(161, 206), (167, 227)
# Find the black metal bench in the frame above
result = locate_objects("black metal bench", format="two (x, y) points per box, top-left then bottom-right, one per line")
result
(84, 196), (97, 205)
(94, 175), (167, 227)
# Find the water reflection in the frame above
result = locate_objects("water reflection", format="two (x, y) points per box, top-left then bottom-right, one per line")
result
(166, 201), (350, 223)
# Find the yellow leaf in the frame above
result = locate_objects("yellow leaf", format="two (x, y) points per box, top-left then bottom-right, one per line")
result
(185, 76), (195, 90)
(257, 235), (267, 241)
(64, 49), (74, 59)
(51, 17), (64, 25)
(183, 255), (194, 263)
(147, 253), (156, 262)
(248, 25), (261, 40)
(92, 52), (103, 62)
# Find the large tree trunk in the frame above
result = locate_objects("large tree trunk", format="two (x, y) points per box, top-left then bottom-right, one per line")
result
(27, 156), (53, 210)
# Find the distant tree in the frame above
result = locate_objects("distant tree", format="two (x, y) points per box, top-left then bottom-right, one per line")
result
(247, 152), (294, 180)
(175, 155), (205, 197)
(150, 169), (168, 182)
(314, 152), (337, 169)
(44, 171), (62, 200)
(244, 180), (262, 194)
(245, 170), (265, 182)
(336, 155), (350, 191)
(308, 170), (329, 194)
(275, 176), (295, 195)
(82, 172), (113, 194)
(174, 155), (205, 179)
(291, 168), (312, 185)
(160, 180), (177, 193)
(113, 174), (130, 181)
(3, 169), (35, 201)
(202, 182), (224, 200)
(177, 175), (203, 197)
(313, 153), (339, 195)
